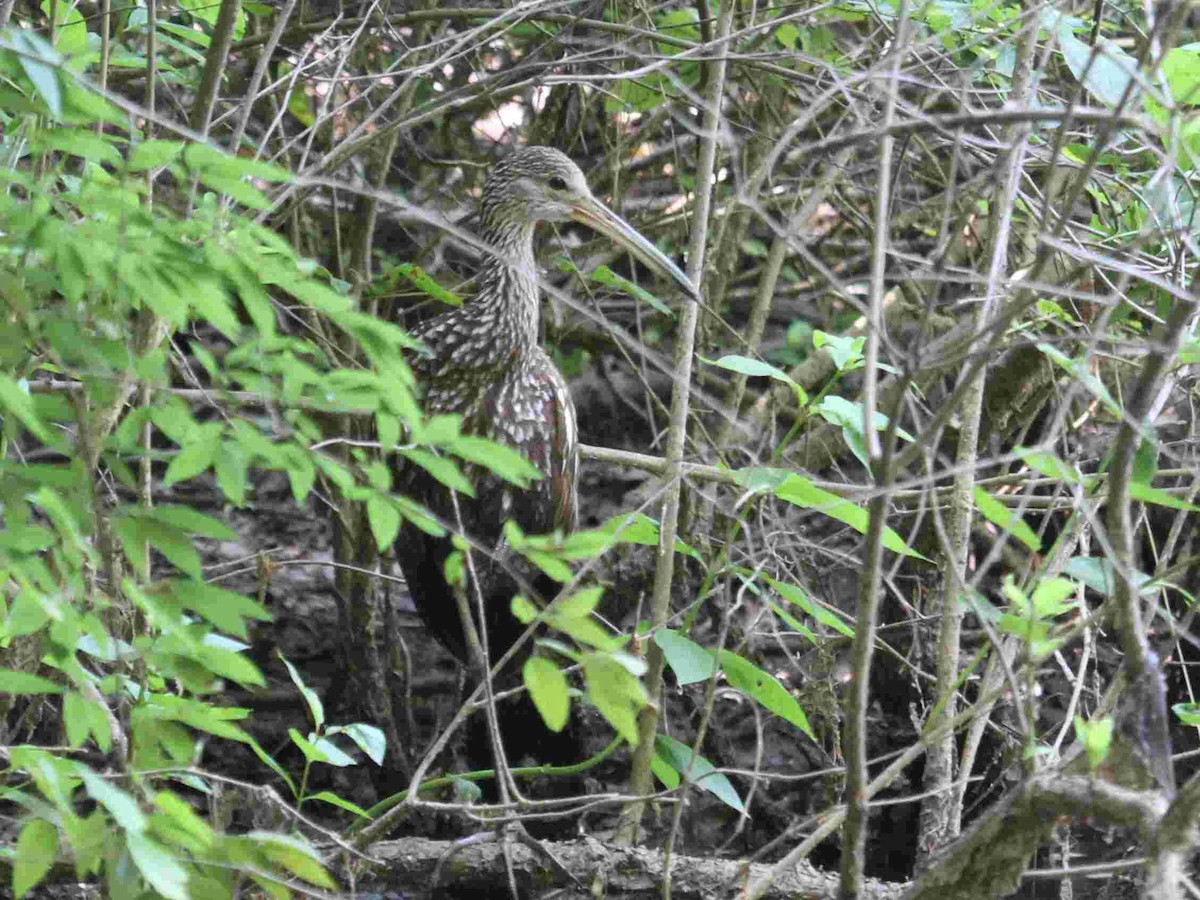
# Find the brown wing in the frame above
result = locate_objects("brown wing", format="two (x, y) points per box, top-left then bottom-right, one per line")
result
(546, 368), (578, 533)
(393, 351), (578, 665)
(468, 351), (578, 536)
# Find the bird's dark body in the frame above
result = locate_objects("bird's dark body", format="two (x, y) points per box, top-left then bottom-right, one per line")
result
(394, 149), (583, 770)
(392, 147), (695, 774)
(394, 335), (577, 665)
(396, 150), (580, 658)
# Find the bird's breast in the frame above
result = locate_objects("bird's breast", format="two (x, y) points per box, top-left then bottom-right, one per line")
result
(418, 343), (578, 533)
(425, 353), (571, 461)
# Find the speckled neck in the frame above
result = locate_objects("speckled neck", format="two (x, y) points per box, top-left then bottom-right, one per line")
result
(464, 218), (540, 365)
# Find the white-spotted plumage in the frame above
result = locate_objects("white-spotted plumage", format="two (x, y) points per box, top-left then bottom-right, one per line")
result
(391, 145), (695, 777)
(395, 146), (690, 664)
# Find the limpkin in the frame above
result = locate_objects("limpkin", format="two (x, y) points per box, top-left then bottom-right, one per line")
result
(395, 146), (697, 771)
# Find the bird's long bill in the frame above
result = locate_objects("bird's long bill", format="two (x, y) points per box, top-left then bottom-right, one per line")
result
(570, 198), (700, 300)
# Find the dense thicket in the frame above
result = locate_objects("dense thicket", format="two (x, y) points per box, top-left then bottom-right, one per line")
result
(1, 1), (1199, 898)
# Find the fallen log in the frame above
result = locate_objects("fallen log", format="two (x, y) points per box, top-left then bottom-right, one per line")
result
(354, 836), (909, 899)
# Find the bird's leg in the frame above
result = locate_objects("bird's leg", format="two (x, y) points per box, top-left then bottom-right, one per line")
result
(448, 492), (523, 806)
(438, 498), (537, 900)
(450, 577), (517, 803)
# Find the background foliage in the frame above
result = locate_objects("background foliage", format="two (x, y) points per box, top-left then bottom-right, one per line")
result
(2, 0), (1199, 897)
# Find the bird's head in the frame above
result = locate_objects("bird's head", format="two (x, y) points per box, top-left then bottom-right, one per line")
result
(481, 146), (700, 300)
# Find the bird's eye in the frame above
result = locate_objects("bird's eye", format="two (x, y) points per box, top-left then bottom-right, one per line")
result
(548, 175), (568, 191)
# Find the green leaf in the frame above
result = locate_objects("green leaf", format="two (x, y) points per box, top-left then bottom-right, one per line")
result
(653, 629), (717, 686)
(0, 375), (55, 444)
(6, 592), (49, 638)
(326, 723), (386, 766)
(432, 549), (459, 589)
(143, 693), (253, 744)
(511, 595), (538, 624)
(286, 79), (315, 126)
(309, 735), (356, 767)
(1074, 715), (1114, 771)
(39, 128), (121, 164)
(1132, 434), (1158, 486)
(1038, 344), (1121, 417)
(170, 580), (271, 640)
(196, 171), (273, 210)
(377, 413), (401, 452)
(394, 263), (462, 307)
(1063, 556), (1157, 597)
(163, 433), (219, 486)
(973, 487), (1042, 552)
(590, 265), (673, 317)
(650, 753), (680, 789)
(289, 728), (327, 764)
(997, 613), (1062, 660)
(596, 512), (702, 560)
(156, 21), (212, 51)
(606, 73), (669, 113)
(812, 395), (913, 469)
(543, 595), (619, 650)
(717, 650), (814, 739)
(82, 692), (113, 753)
(0, 524), (54, 553)
(62, 691), (91, 747)
(451, 777), (483, 804)
(656, 6), (700, 45)
(142, 506), (237, 540)
(279, 652), (324, 730)
(1129, 482), (1200, 511)
(189, 275), (241, 337)
(400, 448), (473, 496)
(1015, 448), (1082, 483)
(418, 414), (461, 445)
(654, 733), (746, 814)
(44, 0), (88, 56)
(247, 832), (335, 889)
(10, 30), (63, 117)
(1059, 27), (1141, 108)
(366, 497), (401, 550)
(524, 656), (570, 732)
(552, 585), (603, 620)
(196, 645), (265, 688)
(733, 468), (927, 560)
(307, 790), (372, 819)
(583, 653), (647, 745)
(182, 143), (291, 182)
(1030, 577), (1077, 617)
(126, 831), (189, 900)
(129, 139), (184, 171)
(1173, 701), (1200, 726)
(153, 792), (214, 851)
(768, 577), (855, 638)
(276, 444), (314, 504)
(61, 809), (105, 878)
(704, 355), (807, 404)
(1162, 46), (1200, 107)
(245, 738), (294, 794)
(1000, 576), (1030, 615)
(81, 769), (147, 833)
(812, 330), (864, 371)
(13, 819), (57, 898)
(144, 523), (203, 577)
(0, 670), (63, 694)
(766, 601), (817, 642)
(449, 436), (541, 488)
